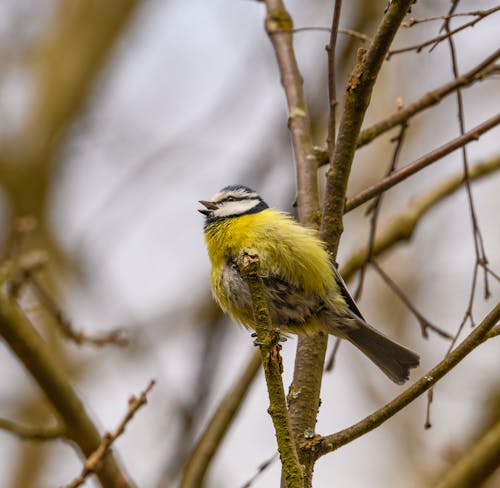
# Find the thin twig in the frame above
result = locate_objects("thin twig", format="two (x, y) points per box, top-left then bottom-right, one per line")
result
(64, 379), (156, 488)
(370, 260), (452, 340)
(241, 452), (279, 488)
(402, 9), (500, 27)
(0, 418), (65, 441)
(321, 0), (424, 252)
(425, 3), (494, 428)
(326, 0), (343, 156)
(28, 275), (128, 347)
(325, 337), (341, 372)
(354, 121), (407, 300)
(293, 27), (371, 44)
(341, 154), (500, 281)
(354, 49), (499, 150)
(388, 6), (500, 57)
(345, 113), (500, 212)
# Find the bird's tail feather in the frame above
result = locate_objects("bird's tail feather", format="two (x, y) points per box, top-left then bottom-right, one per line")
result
(343, 319), (420, 384)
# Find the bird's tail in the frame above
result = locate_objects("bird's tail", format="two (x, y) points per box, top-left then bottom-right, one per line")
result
(341, 318), (420, 384)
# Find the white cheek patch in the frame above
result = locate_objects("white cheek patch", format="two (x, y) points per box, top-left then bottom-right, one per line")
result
(214, 199), (260, 218)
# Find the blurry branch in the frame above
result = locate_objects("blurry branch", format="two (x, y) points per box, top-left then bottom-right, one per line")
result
(0, 418), (65, 441)
(356, 49), (499, 149)
(3, 250), (128, 347)
(354, 120), (407, 300)
(0, 272), (132, 487)
(320, 0), (415, 253)
(487, 326), (500, 340)
(345, 113), (500, 212)
(27, 275), (128, 347)
(237, 252), (303, 488)
(293, 27), (370, 44)
(388, 6), (500, 56)
(310, 302), (500, 459)
(0, 0), (140, 256)
(434, 415), (500, 488)
(65, 380), (155, 488)
(264, 0), (319, 225)
(180, 350), (261, 488)
(370, 260), (452, 340)
(341, 154), (500, 281)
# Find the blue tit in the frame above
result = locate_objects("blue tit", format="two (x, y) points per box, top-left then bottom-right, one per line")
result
(199, 184), (419, 384)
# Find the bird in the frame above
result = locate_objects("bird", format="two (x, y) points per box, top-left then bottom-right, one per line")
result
(198, 184), (419, 384)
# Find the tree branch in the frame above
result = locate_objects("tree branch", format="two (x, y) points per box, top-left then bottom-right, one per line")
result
(326, 0), (342, 156)
(0, 293), (132, 487)
(434, 415), (500, 488)
(388, 6), (500, 57)
(345, 113), (500, 212)
(264, 0), (319, 225)
(0, 418), (65, 441)
(357, 49), (499, 149)
(64, 380), (155, 488)
(321, 0), (415, 254)
(237, 252), (304, 488)
(179, 350), (261, 488)
(311, 302), (500, 458)
(341, 154), (500, 281)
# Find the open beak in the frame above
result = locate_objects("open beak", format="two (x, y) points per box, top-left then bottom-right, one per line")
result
(198, 200), (218, 215)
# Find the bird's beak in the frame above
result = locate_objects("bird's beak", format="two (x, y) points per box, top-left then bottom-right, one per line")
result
(198, 200), (218, 215)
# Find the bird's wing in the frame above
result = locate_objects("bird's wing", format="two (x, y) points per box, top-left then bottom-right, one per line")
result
(331, 264), (365, 321)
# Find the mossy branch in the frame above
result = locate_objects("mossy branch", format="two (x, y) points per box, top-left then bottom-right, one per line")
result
(237, 252), (304, 488)
(310, 302), (500, 459)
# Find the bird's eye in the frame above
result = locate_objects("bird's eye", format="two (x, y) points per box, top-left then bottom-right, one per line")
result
(226, 196), (235, 201)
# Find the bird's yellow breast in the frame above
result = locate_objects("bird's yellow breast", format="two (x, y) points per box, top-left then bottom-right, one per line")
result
(204, 208), (335, 300)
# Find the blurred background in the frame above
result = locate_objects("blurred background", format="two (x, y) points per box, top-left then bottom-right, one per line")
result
(0, 0), (499, 487)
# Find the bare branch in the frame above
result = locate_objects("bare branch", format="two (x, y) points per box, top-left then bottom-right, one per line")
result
(370, 260), (452, 340)
(356, 49), (499, 149)
(388, 6), (500, 57)
(326, 0), (342, 157)
(341, 154), (500, 281)
(321, 0), (417, 254)
(293, 27), (371, 44)
(312, 302), (500, 459)
(0, 291), (132, 487)
(345, 113), (500, 212)
(264, 0), (319, 224)
(402, 9), (500, 27)
(64, 380), (155, 488)
(28, 275), (128, 347)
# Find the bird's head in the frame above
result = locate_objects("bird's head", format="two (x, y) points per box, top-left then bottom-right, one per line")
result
(198, 185), (269, 226)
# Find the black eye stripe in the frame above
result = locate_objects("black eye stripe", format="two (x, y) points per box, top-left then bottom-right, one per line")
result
(217, 195), (259, 203)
